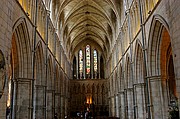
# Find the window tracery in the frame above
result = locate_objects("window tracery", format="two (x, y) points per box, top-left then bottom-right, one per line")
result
(76, 45), (101, 79)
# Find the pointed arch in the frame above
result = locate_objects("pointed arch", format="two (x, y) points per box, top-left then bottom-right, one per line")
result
(119, 63), (124, 91)
(10, 17), (32, 119)
(114, 70), (118, 94)
(134, 40), (144, 83)
(125, 54), (132, 88)
(55, 64), (60, 93)
(47, 55), (54, 90)
(147, 14), (179, 118)
(60, 69), (64, 95)
(34, 41), (46, 119)
(12, 17), (32, 78)
(148, 14), (170, 76)
(46, 55), (55, 119)
(35, 41), (45, 85)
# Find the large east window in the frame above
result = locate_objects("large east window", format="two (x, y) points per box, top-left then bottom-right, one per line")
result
(76, 45), (102, 79)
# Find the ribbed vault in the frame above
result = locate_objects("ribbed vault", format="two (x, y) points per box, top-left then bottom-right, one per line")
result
(51, 0), (121, 60)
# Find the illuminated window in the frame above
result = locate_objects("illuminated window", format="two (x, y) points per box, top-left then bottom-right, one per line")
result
(79, 50), (83, 78)
(94, 50), (98, 78)
(86, 45), (91, 78)
(75, 45), (103, 79)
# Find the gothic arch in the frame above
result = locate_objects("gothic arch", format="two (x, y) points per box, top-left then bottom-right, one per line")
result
(10, 17), (32, 119)
(35, 41), (45, 85)
(160, 28), (177, 106)
(134, 41), (144, 84)
(119, 63), (124, 91)
(12, 17), (32, 78)
(125, 54), (132, 88)
(117, 65), (121, 93)
(147, 14), (178, 118)
(34, 41), (46, 119)
(148, 14), (170, 76)
(60, 69), (64, 95)
(114, 70), (118, 94)
(46, 55), (55, 119)
(133, 40), (146, 119)
(55, 64), (60, 93)
(47, 55), (54, 90)
(54, 61), (61, 119)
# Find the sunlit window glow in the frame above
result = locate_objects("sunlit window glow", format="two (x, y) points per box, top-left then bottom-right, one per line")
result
(86, 45), (91, 75)
(79, 50), (83, 78)
(94, 50), (98, 76)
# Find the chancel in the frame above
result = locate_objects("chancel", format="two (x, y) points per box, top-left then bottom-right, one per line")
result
(0, 0), (180, 119)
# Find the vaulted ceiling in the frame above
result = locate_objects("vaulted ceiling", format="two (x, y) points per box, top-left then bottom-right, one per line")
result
(50, 0), (121, 59)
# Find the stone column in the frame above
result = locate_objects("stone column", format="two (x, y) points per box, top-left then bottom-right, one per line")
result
(91, 48), (94, 79)
(119, 91), (125, 119)
(60, 96), (64, 118)
(98, 54), (101, 79)
(110, 96), (115, 117)
(117, 93), (121, 117)
(127, 88), (134, 119)
(60, 77), (64, 119)
(34, 85), (46, 119)
(134, 83), (146, 119)
(12, 78), (32, 119)
(149, 76), (164, 119)
(113, 95), (116, 117)
(55, 93), (60, 118)
(161, 77), (169, 118)
(46, 89), (55, 119)
(115, 94), (119, 117)
(108, 97), (111, 116)
(64, 97), (68, 117)
(76, 54), (79, 79)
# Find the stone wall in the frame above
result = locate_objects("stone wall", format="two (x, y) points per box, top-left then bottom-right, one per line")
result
(108, 0), (180, 119)
(0, 0), (70, 119)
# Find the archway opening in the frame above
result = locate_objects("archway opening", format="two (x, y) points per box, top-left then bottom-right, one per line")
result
(160, 28), (179, 118)
(6, 34), (19, 118)
(160, 29), (176, 98)
(168, 55), (176, 99)
(7, 21), (32, 119)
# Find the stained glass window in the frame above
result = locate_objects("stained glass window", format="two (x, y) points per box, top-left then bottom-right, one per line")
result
(86, 45), (90, 76)
(79, 50), (83, 78)
(94, 50), (98, 76)
(76, 46), (101, 79)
